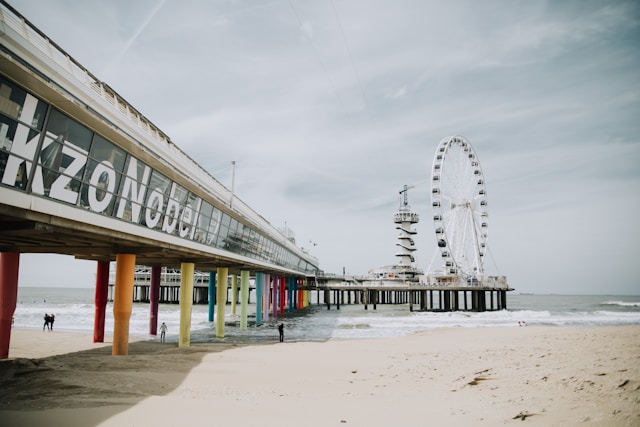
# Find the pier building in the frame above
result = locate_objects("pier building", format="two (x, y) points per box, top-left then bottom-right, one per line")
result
(0, 1), (318, 358)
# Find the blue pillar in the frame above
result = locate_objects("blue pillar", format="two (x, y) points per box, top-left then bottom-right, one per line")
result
(288, 277), (294, 313)
(208, 271), (216, 322)
(256, 272), (263, 325)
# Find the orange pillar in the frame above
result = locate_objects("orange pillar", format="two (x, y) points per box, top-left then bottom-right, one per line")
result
(112, 254), (135, 356)
(0, 252), (20, 359)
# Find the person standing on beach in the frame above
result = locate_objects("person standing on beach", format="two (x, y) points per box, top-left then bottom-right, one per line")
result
(43, 313), (50, 331)
(278, 323), (284, 342)
(50, 314), (55, 331)
(159, 322), (167, 342)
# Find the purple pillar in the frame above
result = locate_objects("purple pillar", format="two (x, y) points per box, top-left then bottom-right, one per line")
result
(272, 276), (279, 318)
(149, 265), (161, 335)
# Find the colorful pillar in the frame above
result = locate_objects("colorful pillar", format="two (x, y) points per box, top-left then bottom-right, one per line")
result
(240, 270), (249, 330)
(288, 277), (294, 313)
(272, 276), (278, 318)
(263, 274), (270, 322)
(149, 265), (160, 335)
(93, 260), (109, 343)
(255, 272), (263, 325)
(230, 274), (237, 315)
(216, 267), (228, 338)
(279, 276), (286, 315)
(113, 254), (135, 356)
(208, 271), (216, 322)
(179, 262), (194, 347)
(0, 252), (19, 359)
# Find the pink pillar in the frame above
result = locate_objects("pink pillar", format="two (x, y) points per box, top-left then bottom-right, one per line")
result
(271, 276), (278, 318)
(93, 260), (110, 343)
(263, 274), (270, 322)
(279, 276), (286, 315)
(0, 252), (20, 359)
(149, 266), (161, 335)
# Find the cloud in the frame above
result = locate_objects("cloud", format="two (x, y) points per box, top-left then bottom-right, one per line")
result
(8, 0), (640, 295)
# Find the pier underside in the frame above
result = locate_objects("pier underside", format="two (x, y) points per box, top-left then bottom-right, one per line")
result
(305, 286), (512, 312)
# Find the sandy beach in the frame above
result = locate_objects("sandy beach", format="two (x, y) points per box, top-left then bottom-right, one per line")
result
(1, 325), (638, 426)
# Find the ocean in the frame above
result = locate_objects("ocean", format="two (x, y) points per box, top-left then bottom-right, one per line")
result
(12, 287), (640, 344)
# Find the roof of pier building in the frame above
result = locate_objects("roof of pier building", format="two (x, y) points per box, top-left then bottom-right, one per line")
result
(0, 1), (319, 276)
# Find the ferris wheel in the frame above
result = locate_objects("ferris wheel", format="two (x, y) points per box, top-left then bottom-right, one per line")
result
(431, 136), (488, 279)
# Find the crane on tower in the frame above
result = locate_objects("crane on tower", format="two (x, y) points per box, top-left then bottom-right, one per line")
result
(398, 184), (415, 208)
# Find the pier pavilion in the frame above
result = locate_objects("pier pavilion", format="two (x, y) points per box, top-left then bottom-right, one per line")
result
(0, 1), (318, 358)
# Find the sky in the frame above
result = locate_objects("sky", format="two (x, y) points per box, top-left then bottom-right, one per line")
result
(8, 0), (640, 294)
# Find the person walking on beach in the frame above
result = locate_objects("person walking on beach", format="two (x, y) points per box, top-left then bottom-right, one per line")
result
(49, 314), (55, 331)
(43, 313), (51, 331)
(278, 323), (284, 342)
(159, 322), (167, 342)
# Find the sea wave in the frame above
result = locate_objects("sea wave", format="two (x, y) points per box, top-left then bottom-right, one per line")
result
(601, 300), (640, 308)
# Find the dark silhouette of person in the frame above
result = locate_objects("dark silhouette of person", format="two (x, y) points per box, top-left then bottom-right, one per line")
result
(43, 313), (51, 331)
(278, 323), (284, 342)
(49, 314), (55, 331)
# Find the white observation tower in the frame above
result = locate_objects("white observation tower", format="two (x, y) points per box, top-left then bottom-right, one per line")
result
(394, 185), (420, 269)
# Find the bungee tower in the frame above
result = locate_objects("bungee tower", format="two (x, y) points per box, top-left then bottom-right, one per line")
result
(394, 185), (420, 270)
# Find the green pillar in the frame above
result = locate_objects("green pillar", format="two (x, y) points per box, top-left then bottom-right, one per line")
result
(179, 262), (194, 347)
(216, 267), (228, 338)
(240, 270), (249, 330)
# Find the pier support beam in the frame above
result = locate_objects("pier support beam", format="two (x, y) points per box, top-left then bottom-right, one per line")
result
(263, 274), (270, 322)
(272, 276), (279, 318)
(288, 277), (294, 313)
(149, 265), (160, 336)
(279, 276), (286, 315)
(240, 270), (249, 330)
(215, 267), (228, 338)
(208, 272), (216, 322)
(179, 262), (194, 347)
(255, 272), (264, 325)
(113, 254), (135, 356)
(230, 274), (237, 315)
(93, 260), (109, 343)
(0, 252), (19, 359)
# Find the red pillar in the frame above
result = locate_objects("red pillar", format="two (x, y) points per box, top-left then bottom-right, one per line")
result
(93, 260), (110, 343)
(149, 266), (160, 335)
(279, 276), (286, 315)
(0, 252), (20, 359)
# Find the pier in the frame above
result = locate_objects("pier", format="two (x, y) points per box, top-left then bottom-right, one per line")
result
(114, 269), (511, 312)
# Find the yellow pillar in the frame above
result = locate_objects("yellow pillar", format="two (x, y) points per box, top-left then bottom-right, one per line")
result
(240, 270), (249, 330)
(216, 267), (228, 338)
(230, 274), (237, 315)
(179, 262), (195, 347)
(113, 254), (135, 356)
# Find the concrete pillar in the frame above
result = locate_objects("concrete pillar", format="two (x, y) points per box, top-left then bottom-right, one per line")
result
(255, 272), (263, 325)
(230, 274), (237, 315)
(240, 270), (249, 330)
(263, 274), (270, 322)
(179, 262), (194, 347)
(113, 254), (135, 356)
(149, 265), (160, 335)
(93, 260), (110, 343)
(208, 271), (216, 322)
(0, 252), (19, 359)
(216, 267), (228, 338)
